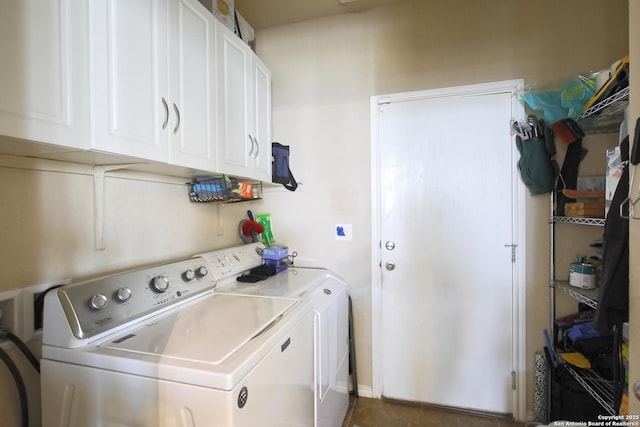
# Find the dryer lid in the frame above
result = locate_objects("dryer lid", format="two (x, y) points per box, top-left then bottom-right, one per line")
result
(100, 293), (297, 365)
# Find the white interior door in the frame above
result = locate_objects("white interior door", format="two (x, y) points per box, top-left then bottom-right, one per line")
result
(374, 81), (523, 415)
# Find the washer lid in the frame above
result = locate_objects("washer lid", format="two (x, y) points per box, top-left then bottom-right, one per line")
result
(100, 293), (297, 365)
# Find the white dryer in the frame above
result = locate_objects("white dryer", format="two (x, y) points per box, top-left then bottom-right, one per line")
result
(197, 243), (350, 427)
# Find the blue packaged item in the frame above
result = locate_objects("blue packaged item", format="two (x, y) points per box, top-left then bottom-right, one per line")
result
(262, 245), (288, 273)
(521, 76), (596, 122)
(567, 321), (602, 342)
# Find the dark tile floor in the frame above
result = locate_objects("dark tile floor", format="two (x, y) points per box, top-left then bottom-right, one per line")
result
(341, 396), (524, 427)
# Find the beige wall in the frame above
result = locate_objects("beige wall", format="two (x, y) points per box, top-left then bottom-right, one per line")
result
(256, 0), (628, 418)
(0, 161), (254, 285)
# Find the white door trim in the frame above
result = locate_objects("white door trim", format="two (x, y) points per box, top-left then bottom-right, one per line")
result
(369, 79), (527, 421)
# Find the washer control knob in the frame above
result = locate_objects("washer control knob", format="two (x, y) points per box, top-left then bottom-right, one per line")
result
(115, 287), (132, 302)
(89, 294), (109, 310)
(195, 266), (208, 278)
(182, 270), (196, 282)
(150, 275), (170, 293)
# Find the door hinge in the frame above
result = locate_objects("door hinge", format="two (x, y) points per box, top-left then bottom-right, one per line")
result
(504, 243), (517, 263)
(511, 371), (516, 390)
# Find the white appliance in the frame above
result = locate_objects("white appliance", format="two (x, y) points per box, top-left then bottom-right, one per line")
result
(197, 244), (350, 427)
(41, 243), (349, 427)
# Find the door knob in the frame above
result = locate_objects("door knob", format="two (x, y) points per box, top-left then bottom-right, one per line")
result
(385, 241), (396, 251)
(385, 261), (396, 271)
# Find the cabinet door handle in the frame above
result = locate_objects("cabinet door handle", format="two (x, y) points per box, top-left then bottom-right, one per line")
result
(173, 103), (180, 134)
(161, 98), (169, 130)
(252, 136), (260, 158)
(248, 134), (255, 157)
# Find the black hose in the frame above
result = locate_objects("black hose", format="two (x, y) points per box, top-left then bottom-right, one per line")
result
(348, 295), (358, 397)
(34, 284), (64, 331)
(0, 331), (40, 373)
(0, 346), (29, 427)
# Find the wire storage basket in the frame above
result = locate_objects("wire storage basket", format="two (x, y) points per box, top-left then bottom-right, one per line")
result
(188, 175), (262, 203)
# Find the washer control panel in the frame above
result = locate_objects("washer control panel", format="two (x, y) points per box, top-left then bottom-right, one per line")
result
(197, 242), (264, 283)
(55, 257), (214, 340)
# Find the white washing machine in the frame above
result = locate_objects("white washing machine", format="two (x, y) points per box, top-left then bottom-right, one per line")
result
(197, 243), (350, 427)
(41, 243), (349, 427)
(41, 249), (316, 426)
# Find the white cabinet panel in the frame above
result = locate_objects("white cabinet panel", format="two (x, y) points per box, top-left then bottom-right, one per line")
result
(91, 0), (170, 162)
(0, 0), (89, 149)
(252, 57), (272, 182)
(217, 25), (252, 176)
(168, 0), (217, 170)
(217, 24), (272, 181)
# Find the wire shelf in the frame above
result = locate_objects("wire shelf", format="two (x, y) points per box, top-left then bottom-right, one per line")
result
(577, 86), (629, 134)
(564, 365), (616, 415)
(551, 216), (605, 226)
(554, 281), (599, 310)
(187, 176), (262, 204)
(579, 86), (629, 119)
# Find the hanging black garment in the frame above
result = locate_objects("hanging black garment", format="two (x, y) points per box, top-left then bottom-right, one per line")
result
(555, 138), (584, 216)
(593, 136), (629, 335)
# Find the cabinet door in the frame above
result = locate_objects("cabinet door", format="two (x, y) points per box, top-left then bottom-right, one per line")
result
(252, 56), (272, 182)
(217, 24), (253, 177)
(0, 0), (89, 149)
(168, 0), (216, 170)
(91, 0), (170, 162)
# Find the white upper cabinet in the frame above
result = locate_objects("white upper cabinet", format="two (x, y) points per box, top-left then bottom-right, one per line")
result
(91, 0), (217, 168)
(0, 0), (90, 149)
(0, 1), (270, 179)
(217, 25), (252, 176)
(217, 24), (272, 181)
(252, 56), (273, 182)
(167, 0), (217, 170)
(91, 0), (170, 162)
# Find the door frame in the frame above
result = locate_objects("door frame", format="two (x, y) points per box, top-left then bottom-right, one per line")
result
(369, 79), (527, 420)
